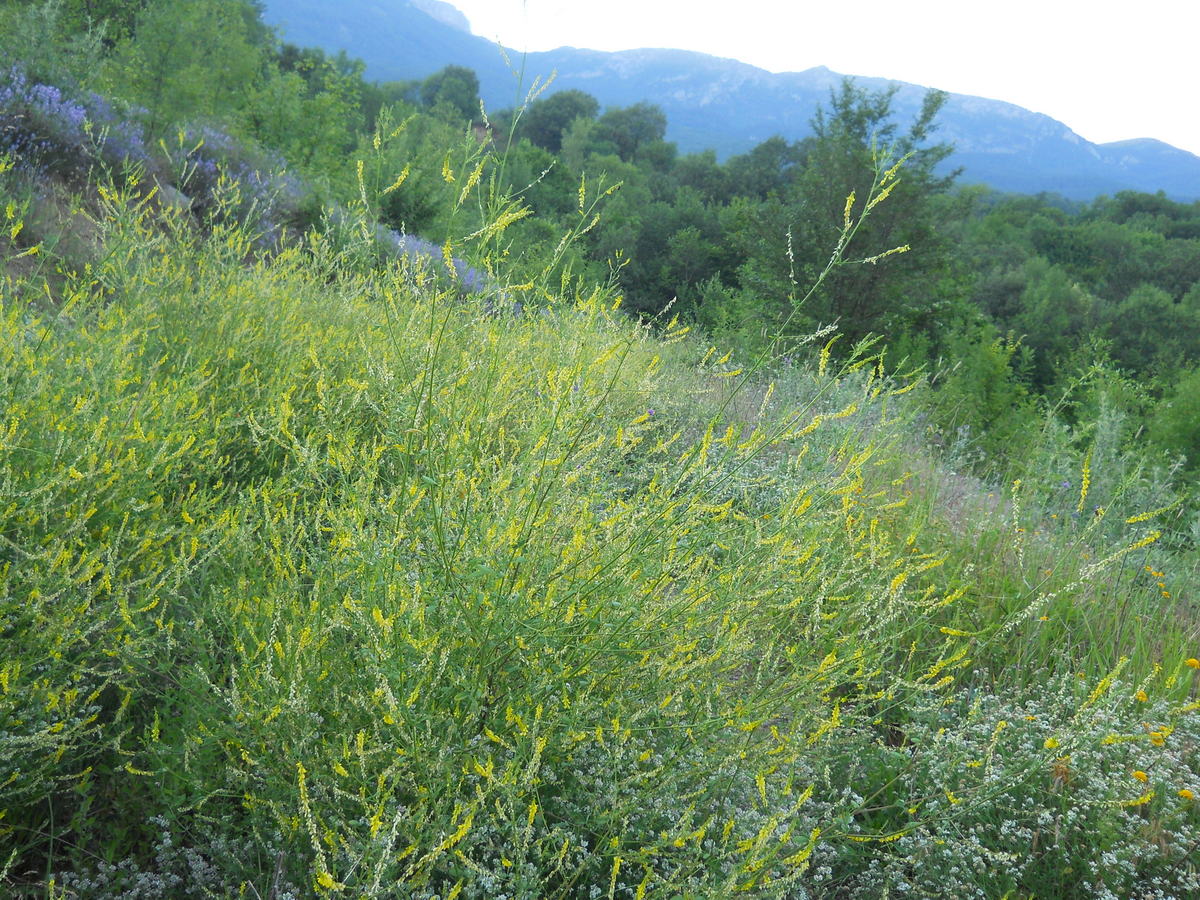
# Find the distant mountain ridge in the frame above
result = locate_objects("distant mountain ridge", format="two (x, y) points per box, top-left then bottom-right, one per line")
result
(260, 0), (1200, 200)
(408, 0), (470, 33)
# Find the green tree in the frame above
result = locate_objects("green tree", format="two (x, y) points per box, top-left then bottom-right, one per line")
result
(1103, 283), (1200, 376)
(353, 106), (463, 237)
(1148, 365), (1200, 469)
(559, 116), (615, 168)
(246, 47), (364, 172)
(520, 89), (599, 153)
(925, 323), (1036, 463)
(673, 149), (730, 204)
(0, 0), (106, 87)
(1011, 259), (1097, 391)
(362, 78), (420, 128)
(501, 140), (577, 218)
(728, 80), (960, 348)
(419, 64), (479, 121)
(105, 0), (264, 136)
(593, 102), (667, 162)
(8, 0), (154, 44)
(724, 135), (800, 199)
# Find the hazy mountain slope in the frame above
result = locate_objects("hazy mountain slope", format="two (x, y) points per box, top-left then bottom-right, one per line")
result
(260, 0), (1200, 199)
(261, 0), (514, 85)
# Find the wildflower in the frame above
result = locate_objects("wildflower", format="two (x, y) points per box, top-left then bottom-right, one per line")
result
(1132, 770), (1149, 782)
(1180, 789), (1195, 800)
(1077, 454), (1091, 513)
(1149, 732), (1166, 747)
(1186, 658), (1200, 669)
(1135, 690), (1148, 702)
(1044, 737), (1059, 750)
(317, 871), (344, 890)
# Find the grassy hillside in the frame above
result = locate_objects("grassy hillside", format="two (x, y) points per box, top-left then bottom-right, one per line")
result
(2, 145), (1199, 898)
(1, 3), (1199, 896)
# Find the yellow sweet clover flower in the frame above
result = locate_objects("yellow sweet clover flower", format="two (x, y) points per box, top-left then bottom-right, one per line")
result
(1132, 770), (1149, 782)
(317, 871), (345, 890)
(1135, 690), (1148, 702)
(1179, 789), (1195, 800)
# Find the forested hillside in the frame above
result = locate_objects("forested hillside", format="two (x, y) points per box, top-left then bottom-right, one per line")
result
(2, 2), (1199, 897)
(258, 0), (1200, 200)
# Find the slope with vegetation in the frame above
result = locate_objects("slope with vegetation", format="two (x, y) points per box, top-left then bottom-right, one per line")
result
(1, 2), (1199, 897)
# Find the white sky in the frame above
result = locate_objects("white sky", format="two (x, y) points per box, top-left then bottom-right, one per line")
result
(448, 0), (1200, 157)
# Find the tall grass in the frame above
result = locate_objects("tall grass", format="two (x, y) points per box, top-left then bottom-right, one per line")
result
(1, 128), (1198, 899)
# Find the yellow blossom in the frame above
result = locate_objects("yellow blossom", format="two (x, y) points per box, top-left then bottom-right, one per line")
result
(1135, 690), (1148, 702)
(1186, 658), (1200, 669)
(1044, 737), (1059, 750)
(1179, 789), (1195, 800)
(1132, 770), (1149, 782)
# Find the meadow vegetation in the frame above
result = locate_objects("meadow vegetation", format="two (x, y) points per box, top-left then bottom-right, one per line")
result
(2, 1), (1199, 897)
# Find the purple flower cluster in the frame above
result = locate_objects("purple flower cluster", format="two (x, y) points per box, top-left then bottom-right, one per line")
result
(0, 67), (509, 284)
(175, 124), (309, 248)
(0, 66), (149, 180)
(377, 226), (508, 306)
(0, 67), (312, 250)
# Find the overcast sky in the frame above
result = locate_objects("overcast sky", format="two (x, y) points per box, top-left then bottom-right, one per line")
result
(447, 0), (1200, 158)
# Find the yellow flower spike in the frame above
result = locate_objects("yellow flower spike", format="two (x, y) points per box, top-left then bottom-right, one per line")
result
(316, 871), (345, 891)
(1077, 449), (1092, 514)
(1123, 790), (1156, 808)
